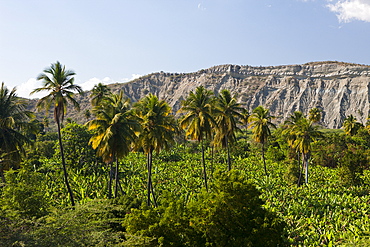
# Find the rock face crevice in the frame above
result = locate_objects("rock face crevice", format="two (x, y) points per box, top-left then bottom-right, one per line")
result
(104, 62), (370, 128)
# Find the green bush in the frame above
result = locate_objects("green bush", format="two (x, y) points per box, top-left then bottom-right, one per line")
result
(26, 197), (140, 247)
(189, 170), (287, 246)
(1, 168), (50, 219)
(124, 170), (287, 246)
(284, 159), (301, 185)
(338, 150), (367, 186)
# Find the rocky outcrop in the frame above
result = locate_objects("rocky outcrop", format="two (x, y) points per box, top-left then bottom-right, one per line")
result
(106, 61), (370, 129)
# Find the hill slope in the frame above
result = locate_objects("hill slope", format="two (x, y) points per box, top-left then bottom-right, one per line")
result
(28, 61), (370, 128)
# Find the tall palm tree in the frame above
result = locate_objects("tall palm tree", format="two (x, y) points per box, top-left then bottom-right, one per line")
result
(214, 89), (243, 171)
(248, 106), (276, 176)
(90, 83), (111, 106)
(343, 114), (363, 136)
(283, 111), (305, 185)
(87, 91), (139, 198)
(0, 83), (35, 183)
(31, 61), (83, 206)
(290, 117), (323, 184)
(308, 107), (322, 123)
(133, 94), (178, 206)
(178, 86), (216, 191)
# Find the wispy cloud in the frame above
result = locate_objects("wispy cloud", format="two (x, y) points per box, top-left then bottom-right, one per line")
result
(327, 0), (370, 22)
(198, 3), (206, 11)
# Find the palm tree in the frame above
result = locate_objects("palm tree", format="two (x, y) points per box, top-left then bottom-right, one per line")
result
(133, 94), (178, 206)
(248, 106), (276, 176)
(283, 111), (304, 147)
(240, 108), (250, 129)
(87, 91), (139, 198)
(90, 83), (111, 106)
(308, 107), (322, 123)
(31, 61), (83, 206)
(178, 86), (216, 191)
(0, 83), (35, 183)
(284, 111), (304, 125)
(290, 117), (323, 184)
(214, 89), (243, 171)
(282, 111), (305, 185)
(343, 114), (363, 136)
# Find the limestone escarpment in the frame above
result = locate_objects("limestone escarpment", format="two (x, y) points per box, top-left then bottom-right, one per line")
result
(106, 61), (369, 129)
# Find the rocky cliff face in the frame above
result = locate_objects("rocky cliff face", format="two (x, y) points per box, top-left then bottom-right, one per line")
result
(107, 61), (370, 129)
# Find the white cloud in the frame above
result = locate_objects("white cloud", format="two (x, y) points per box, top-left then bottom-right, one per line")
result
(78, 74), (142, 92)
(78, 77), (107, 92)
(328, 0), (370, 22)
(17, 78), (47, 99)
(123, 74), (142, 82)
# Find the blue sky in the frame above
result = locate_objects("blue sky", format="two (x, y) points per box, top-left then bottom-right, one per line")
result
(1, 0), (370, 98)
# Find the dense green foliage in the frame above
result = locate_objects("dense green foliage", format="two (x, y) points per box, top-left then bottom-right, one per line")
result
(2, 132), (370, 246)
(124, 170), (286, 246)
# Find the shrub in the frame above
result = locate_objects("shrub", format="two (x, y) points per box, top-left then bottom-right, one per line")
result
(338, 150), (367, 186)
(1, 168), (49, 219)
(27, 197), (140, 247)
(284, 159), (301, 186)
(124, 170), (287, 246)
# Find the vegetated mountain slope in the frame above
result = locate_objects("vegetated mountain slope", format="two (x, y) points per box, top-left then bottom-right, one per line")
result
(28, 61), (370, 129)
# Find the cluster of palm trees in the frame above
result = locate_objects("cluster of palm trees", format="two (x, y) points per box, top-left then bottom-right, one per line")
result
(0, 61), (306, 207)
(178, 86), (279, 191)
(4, 61), (369, 207)
(31, 62), (277, 206)
(86, 86), (178, 207)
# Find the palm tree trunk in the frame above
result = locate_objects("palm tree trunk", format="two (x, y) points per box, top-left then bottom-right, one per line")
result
(108, 162), (113, 199)
(147, 151), (151, 206)
(150, 179), (158, 208)
(297, 152), (304, 186)
(305, 153), (309, 184)
(147, 149), (158, 206)
(226, 139), (231, 171)
(56, 120), (75, 207)
(114, 157), (119, 198)
(201, 140), (208, 192)
(262, 142), (268, 176)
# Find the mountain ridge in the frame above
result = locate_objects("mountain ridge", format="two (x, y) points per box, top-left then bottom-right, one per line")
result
(28, 61), (370, 129)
